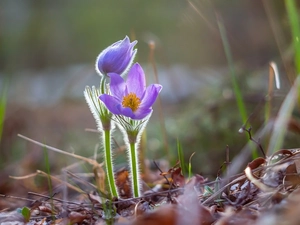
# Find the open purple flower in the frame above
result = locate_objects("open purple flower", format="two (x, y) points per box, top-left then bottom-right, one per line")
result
(96, 36), (137, 76)
(99, 63), (162, 120)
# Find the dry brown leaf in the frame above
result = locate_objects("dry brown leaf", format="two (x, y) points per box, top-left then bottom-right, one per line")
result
(284, 163), (300, 189)
(115, 168), (131, 198)
(170, 167), (185, 187)
(88, 192), (103, 204)
(287, 117), (300, 135)
(93, 164), (106, 194)
(131, 204), (177, 225)
(248, 157), (266, 171)
(69, 211), (88, 224)
(38, 205), (56, 214)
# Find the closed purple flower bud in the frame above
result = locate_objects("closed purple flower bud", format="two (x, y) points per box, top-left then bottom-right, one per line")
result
(95, 36), (137, 76)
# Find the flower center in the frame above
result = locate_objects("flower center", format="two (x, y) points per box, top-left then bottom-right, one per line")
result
(122, 93), (141, 112)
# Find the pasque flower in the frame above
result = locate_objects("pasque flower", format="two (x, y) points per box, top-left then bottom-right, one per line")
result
(96, 36), (137, 76)
(85, 37), (138, 198)
(100, 62), (162, 197)
(99, 63), (162, 120)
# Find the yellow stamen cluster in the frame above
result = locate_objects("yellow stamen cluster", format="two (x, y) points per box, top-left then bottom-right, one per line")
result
(122, 93), (141, 112)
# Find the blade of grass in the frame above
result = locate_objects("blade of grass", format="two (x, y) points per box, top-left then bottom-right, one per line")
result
(188, 152), (195, 180)
(265, 62), (277, 124)
(285, 0), (300, 74)
(267, 76), (300, 155)
(177, 139), (186, 176)
(216, 14), (248, 124)
(0, 80), (8, 143)
(43, 148), (55, 220)
(43, 148), (53, 197)
(216, 13), (258, 159)
(263, 0), (295, 83)
(265, 62), (281, 147)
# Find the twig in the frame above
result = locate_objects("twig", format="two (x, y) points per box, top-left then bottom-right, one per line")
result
(111, 188), (184, 205)
(243, 127), (266, 158)
(0, 194), (36, 203)
(153, 160), (172, 187)
(17, 134), (103, 167)
(27, 192), (85, 206)
(152, 160), (176, 202)
(217, 145), (231, 177)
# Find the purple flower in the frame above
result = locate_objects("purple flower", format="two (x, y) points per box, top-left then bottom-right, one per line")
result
(99, 63), (162, 120)
(96, 36), (137, 76)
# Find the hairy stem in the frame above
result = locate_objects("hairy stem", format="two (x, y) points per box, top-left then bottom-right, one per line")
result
(103, 128), (118, 197)
(129, 141), (140, 197)
(100, 76), (106, 94)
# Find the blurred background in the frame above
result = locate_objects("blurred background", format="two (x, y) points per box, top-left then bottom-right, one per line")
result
(1, 0), (299, 201)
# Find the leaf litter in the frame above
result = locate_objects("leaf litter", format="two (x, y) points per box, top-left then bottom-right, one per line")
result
(2, 143), (300, 225)
(1, 74), (300, 225)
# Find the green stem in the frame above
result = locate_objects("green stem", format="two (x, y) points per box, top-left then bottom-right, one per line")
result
(100, 76), (106, 94)
(100, 75), (118, 197)
(129, 141), (140, 197)
(103, 129), (118, 198)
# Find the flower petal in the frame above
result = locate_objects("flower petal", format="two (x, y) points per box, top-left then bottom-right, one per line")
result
(126, 63), (146, 98)
(133, 107), (153, 120)
(112, 37), (137, 75)
(140, 84), (162, 109)
(109, 73), (126, 100)
(99, 94), (121, 115)
(96, 42), (123, 74)
(120, 48), (137, 77)
(117, 105), (136, 119)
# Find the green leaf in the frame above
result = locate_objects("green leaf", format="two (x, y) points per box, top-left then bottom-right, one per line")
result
(203, 185), (214, 196)
(21, 207), (31, 222)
